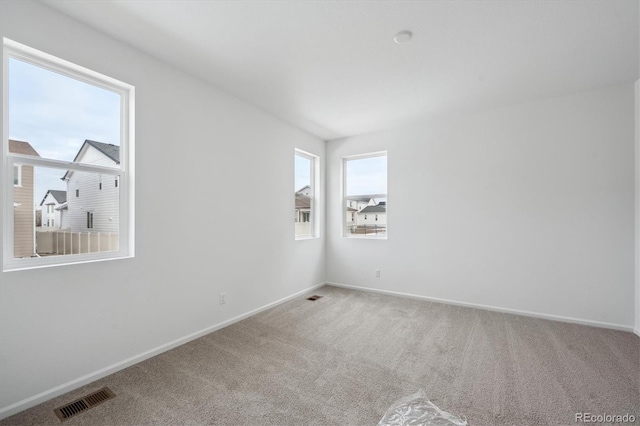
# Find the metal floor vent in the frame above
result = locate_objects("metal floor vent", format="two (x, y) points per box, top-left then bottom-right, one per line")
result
(307, 295), (323, 301)
(54, 387), (115, 421)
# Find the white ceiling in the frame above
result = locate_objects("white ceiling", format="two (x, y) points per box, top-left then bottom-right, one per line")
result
(42, 0), (639, 141)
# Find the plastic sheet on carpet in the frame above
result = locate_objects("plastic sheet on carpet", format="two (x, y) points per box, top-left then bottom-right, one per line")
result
(377, 389), (468, 426)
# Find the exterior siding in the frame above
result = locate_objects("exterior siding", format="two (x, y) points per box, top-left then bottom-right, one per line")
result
(63, 144), (120, 233)
(358, 211), (387, 226)
(65, 171), (119, 233)
(14, 165), (34, 257)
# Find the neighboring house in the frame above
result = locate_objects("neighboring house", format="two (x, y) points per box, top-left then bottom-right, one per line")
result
(61, 140), (120, 233)
(10, 139), (40, 258)
(358, 201), (387, 227)
(295, 185), (311, 223)
(39, 189), (67, 229)
(345, 196), (378, 228)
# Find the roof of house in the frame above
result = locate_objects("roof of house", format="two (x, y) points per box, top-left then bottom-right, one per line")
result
(63, 140), (120, 181)
(9, 139), (40, 157)
(347, 196), (374, 203)
(295, 193), (310, 209)
(359, 204), (386, 213)
(296, 185), (311, 194)
(39, 190), (67, 206)
(73, 139), (120, 164)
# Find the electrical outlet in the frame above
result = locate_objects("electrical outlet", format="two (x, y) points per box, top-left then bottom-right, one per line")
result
(219, 293), (226, 305)
(375, 269), (381, 278)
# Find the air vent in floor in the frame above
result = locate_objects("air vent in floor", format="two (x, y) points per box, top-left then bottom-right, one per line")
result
(54, 387), (115, 421)
(307, 295), (323, 301)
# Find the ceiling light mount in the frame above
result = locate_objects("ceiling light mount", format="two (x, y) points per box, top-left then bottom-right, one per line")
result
(394, 30), (413, 44)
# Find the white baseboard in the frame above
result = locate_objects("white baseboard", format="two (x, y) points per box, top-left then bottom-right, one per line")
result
(0, 283), (324, 420)
(634, 328), (640, 338)
(326, 282), (636, 333)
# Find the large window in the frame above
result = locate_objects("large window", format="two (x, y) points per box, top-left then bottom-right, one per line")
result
(343, 152), (387, 238)
(3, 39), (134, 270)
(294, 149), (318, 239)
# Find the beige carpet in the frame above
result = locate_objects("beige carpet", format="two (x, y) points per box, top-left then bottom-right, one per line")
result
(2, 285), (639, 425)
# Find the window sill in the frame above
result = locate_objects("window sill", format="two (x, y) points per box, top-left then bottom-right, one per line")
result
(3, 252), (134, 272)
(295, 235), (318, 241)
(342, 234), (387, 240)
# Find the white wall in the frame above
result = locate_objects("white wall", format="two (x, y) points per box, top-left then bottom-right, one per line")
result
(0, 0), (325, 417)
(328, 84), (636, 330)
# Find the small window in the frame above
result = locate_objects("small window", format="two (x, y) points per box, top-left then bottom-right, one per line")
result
(294, 149), (319, 239)
(343, 152), (387, 238)
(13, 165), (21, 186)
(3, 39), (135, 270)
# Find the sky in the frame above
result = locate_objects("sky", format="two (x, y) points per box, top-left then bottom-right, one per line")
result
(345, 155), (387, 196)
(8, 57), (121, 205)
(295, 154), (311, 192)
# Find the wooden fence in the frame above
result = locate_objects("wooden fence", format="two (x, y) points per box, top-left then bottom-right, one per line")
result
(36, 231), (118, 255)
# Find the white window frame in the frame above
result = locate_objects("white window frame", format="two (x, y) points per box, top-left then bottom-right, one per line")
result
(342, 151), (387, 239)
(2, 38), (135, 271)
(294, 148), (319, 240)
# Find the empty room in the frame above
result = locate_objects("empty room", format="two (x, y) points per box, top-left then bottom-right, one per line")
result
(0, 1), (638, 425)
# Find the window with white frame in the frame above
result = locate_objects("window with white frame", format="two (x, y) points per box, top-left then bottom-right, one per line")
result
(3, 39), (134, 270)
(343, 152), (387, 238)
(294, 149), (319, 239)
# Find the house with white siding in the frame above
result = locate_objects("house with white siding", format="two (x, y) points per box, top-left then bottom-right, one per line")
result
(358, 201), (387, 226)
(39, 190), (66, 229)
(61, 140), (120, 233)
(345, 196), (377, 228)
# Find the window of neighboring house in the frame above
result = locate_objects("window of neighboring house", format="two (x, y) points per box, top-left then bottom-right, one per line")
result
(51, 218), (54, 227)
(3, 39), (135, 270)
(294, 149), (319, 239)
(343, 152), (387, 238)
(13, 165), (21, 186)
